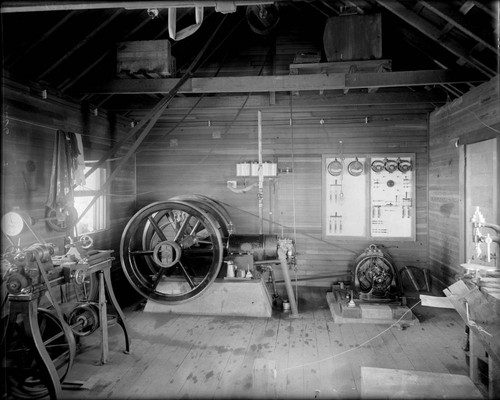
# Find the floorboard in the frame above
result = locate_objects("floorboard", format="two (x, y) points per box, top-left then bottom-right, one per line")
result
(60, 287), (471, 399)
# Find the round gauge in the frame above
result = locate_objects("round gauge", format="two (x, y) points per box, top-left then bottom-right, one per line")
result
(1, 211), (25, 236)
(348, 158), (364, 176)
(327, 159), (343, 176)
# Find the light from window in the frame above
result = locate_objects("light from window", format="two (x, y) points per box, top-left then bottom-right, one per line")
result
(74, 166), (108, 235)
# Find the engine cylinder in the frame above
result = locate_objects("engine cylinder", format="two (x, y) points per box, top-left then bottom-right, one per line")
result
(226, 234), (278, 261)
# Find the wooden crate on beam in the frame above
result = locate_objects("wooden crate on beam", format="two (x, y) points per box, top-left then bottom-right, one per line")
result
(323, 13), (382, 62)
(117, 39), (176, 77)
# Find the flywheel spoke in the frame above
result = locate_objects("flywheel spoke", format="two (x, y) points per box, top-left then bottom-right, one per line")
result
(147, 215), (168, 241)
(151, 268), (167, 291)
(178, 261), (196, 288)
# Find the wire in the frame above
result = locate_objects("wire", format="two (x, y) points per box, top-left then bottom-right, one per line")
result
(281, 300), (422, 372)
(289, 93), (299, 307)
(465, 108), (500, 134)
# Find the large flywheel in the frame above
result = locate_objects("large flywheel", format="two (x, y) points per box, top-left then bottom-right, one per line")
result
(120, 200), (225, 303)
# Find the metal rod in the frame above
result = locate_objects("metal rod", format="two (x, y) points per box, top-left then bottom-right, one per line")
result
(274, 273), (352, 283)
(258, 110), (263, 235)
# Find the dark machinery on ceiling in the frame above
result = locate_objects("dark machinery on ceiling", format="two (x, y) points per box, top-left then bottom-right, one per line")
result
(119, 194), (297, 313)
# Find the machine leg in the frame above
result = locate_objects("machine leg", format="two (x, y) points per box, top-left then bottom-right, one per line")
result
(10, 300), (62, 400)
(103, 268), (130, 354)
(98, 271), (109, 365)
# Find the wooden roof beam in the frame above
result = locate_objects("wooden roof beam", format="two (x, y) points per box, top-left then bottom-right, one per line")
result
(0, 1), (273, 13)
(59, 10), (152, 92)
(418, 1), (497, 54)
(83, 70), (486, 94)
(4, 10), (78, 67)
(374, 0), (496, 78)
(36, 9), (123, 81)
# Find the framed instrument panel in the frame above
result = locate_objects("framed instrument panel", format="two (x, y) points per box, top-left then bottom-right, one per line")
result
(322, 153), (415, 241)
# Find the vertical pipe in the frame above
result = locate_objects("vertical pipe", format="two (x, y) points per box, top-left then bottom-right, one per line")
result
(258, 110), (264, 234)
(278, 248), (299, 317)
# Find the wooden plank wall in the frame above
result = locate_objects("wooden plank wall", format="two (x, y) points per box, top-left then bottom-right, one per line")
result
(428, 75), (500, 285)
(135, 91), (432, 287)
(1, 78), (137, 303)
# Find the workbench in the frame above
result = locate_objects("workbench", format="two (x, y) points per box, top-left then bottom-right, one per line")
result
(4, 257), (130, 399)
(444, 279), (500, 398)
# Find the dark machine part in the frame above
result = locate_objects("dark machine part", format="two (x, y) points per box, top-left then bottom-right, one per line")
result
(120, 199), (226, 304)
(68, 303), (99, 337)
(353, 244), (402, 302)
(1, 244), (89, 297)
(246, 4), (280, 36)
(45, 130), (80, 233)
(227, 234), (278, 261)
(3, 244), (57, 295)
(1, 308), (75, 400)
(120, 197), (297, 308)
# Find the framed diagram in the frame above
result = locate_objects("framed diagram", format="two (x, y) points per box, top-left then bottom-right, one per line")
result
(323, 155), (368, 237)
(322, 153), (415, 241)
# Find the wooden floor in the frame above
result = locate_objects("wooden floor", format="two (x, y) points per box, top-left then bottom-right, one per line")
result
(63, 287), (471, 399)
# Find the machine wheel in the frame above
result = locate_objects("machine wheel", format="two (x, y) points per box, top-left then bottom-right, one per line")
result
(120, 200), (224, 303)
(2, 308), (75, 399)
(169, 194), (234, 236)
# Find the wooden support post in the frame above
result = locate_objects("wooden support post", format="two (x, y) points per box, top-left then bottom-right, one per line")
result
(489, 356), (500, 399)
(469, 328), (485, 386)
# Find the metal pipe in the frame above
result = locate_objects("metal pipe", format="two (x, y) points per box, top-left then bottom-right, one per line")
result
(277, 247), (299, 317)
(257, 110), (263, 234)
(274, 273), (352, 284)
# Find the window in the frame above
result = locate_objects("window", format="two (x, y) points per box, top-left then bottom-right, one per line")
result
(462, 138), (499, 265)
(74, 166), (108, 234)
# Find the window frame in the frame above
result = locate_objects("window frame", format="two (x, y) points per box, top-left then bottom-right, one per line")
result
(73, 163), (110, 235)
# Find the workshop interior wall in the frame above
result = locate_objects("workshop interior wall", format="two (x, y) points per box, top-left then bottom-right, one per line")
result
(4, 78), (498, 295)
(429, 75), (500, 285)
(135, 92), (432, 287)
(1, 78), (137, 303)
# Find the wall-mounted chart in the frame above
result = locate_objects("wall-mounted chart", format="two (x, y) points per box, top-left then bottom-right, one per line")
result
(324, 155), (367, 237)
(322, 153), (415, 240)
(370, 156), (414, 238)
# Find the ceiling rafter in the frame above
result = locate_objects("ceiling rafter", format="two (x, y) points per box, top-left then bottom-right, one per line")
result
(418, 1), (497, 54)
(4, 10), (79, 68)
(83, 70), (486, 95)
(36, 9), (124, 81)
(58, 10), (151, 92)
(0, 1), (273, 13)
(469, 1), (497, 19)
(374, 0), (496, 78)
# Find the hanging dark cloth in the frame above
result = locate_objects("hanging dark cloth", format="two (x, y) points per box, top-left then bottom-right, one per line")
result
(45, 130), (80, 232)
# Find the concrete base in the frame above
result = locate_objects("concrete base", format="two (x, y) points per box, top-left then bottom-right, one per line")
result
(327, 289), (418, 325)
(144, 278), (273, 318)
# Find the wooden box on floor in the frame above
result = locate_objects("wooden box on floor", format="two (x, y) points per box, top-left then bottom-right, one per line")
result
(361, 367), (483, 399)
